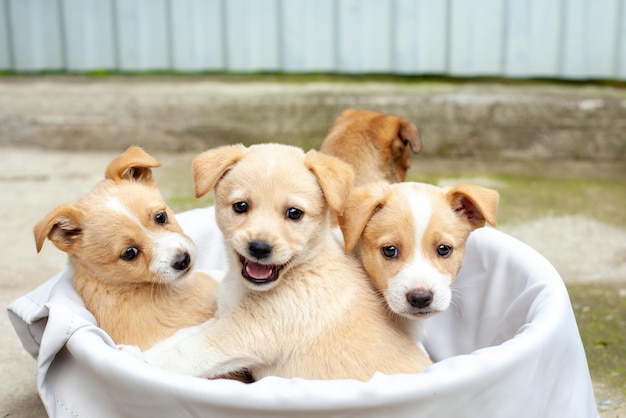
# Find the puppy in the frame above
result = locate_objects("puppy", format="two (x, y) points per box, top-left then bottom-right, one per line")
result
(338, 181), (498, 342)
(124, 143), (431, 381)
(34, 146), (219, 350)
(320, 108), (421, 185)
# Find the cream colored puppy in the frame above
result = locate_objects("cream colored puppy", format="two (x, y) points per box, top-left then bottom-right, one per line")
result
(123, 143), (431, 381)
(339, 181), (498, 342)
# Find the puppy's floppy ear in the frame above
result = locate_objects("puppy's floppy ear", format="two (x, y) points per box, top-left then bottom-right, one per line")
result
(338, 182), (390, 252)
(105, 146), (161, 185)
(304, 150), (354, 215)
(446, 183), (499, 229)
(34, 204), (83, 254)
(193, 144), (247, 198)
(399, 119), (421, 154)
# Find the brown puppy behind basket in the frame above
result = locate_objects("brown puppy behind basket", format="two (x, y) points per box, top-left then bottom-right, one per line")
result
(321, 108), (421, 185)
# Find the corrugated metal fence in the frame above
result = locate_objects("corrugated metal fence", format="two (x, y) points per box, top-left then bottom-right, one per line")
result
(1, 0), (625, 79)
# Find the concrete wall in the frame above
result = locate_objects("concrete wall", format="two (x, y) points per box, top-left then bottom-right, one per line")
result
(1, 77), (625, 161)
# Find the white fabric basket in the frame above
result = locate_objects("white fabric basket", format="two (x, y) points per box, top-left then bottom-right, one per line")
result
(8, 207), (599, 418)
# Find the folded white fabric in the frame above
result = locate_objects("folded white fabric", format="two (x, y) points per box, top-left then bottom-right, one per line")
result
(8, 206), (599, 418)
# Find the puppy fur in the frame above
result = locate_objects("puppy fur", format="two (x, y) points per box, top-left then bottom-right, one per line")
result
(130, 143), (431, 381)
(34, 146), (219, 350)
(338, 181), (498, 342)
(320, 108), (421, 185)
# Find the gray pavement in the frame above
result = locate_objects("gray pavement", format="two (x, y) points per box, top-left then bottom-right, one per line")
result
(2, 149), (120, 418)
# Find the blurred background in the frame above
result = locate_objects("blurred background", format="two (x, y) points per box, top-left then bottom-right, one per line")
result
(1, 0), (625, 417)
(1, 0), (625, 78)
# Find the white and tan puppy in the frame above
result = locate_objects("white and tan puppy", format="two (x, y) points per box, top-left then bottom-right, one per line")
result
(338, 181), (498, 342)
(124, 143), (431, 381)
(34, 146), (219, 350)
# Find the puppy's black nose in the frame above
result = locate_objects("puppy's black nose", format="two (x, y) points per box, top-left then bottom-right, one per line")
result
(172, 251), (191, 271)
(248, 240), (272, 260)
(406, 289), (433, 309)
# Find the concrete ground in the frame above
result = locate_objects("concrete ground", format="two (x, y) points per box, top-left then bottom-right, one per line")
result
(1, 77), (625, 417)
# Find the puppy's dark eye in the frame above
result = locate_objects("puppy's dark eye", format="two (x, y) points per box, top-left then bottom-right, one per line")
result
(381, 246), (399, 259)
(437, 245), (453, 258)
(233, 201), (248, 214)
(286, 207), (303, 220)
(121, 247), (139, 261)
(154, 211), (168, 224)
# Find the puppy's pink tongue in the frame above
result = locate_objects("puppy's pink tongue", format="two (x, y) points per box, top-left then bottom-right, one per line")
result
(246, 261), (273, 280)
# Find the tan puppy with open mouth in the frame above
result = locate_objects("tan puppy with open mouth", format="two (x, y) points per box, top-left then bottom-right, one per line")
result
(321, 108), (421, 185)
(34, 146), (219, 350)
(338, 181), (498, 342)
(123, 143), (431, 381)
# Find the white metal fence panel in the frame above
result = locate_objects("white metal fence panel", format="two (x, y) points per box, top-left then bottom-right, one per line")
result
(170, 0), (224, 71)
(621, 1), (626, 79)
(0, 0), (10, 69)
(281, 0), (335, 72)
(8, 0), (64, 71)
(225, 0), (280, 72)
(504, 0), (561, 78)
(393, 0), (448, 74)
(1, 0), (624, 79)
(337, 0), (392, 73)
(62, 0), (116, 71)
(449, 0), (506, 76)
(116, 0), (170, 71)
(561, 0), (621, 79)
